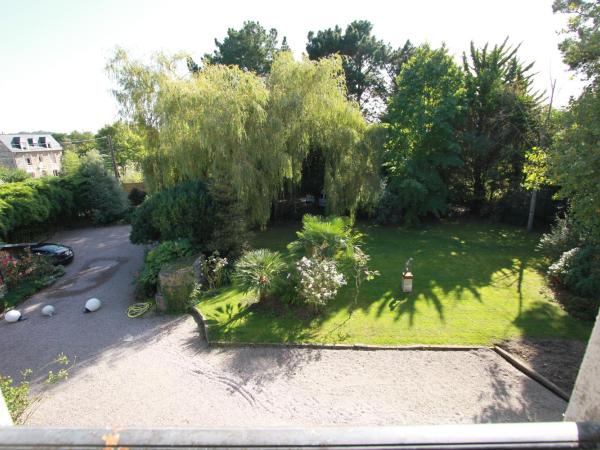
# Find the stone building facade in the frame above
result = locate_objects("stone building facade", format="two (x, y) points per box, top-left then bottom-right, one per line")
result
(0, 134), (62, 178)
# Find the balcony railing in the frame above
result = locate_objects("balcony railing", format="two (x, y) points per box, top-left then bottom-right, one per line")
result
(0, 422), (599, 449)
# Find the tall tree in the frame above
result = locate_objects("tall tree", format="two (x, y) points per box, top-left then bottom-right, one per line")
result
(553, 0), (600, 83)
(108, 50), (382, 227)
(95, 121), (146, 174)
(199, 21), (287, 75)
(382, 45), (465, 224)
(53, 131), (96, 156)
(306, 20), (412, 119)
(549, 0), (600, 242)
(461, 39), (542, 212)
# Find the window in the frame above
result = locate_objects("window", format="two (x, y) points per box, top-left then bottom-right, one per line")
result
(42, 170), (47, 176)
(39, 155), (43, 162)
(51, 153), (57, 163)
(26, 157), (32, 165)
(52, 169), (59, 176)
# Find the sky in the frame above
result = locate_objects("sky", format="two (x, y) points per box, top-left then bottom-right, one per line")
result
(0, 0), (586, 134)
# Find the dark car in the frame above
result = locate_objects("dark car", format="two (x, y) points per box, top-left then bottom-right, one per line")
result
(0, 242), (74, 265)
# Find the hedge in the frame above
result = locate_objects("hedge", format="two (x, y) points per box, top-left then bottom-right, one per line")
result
(0, 177), (75, 240)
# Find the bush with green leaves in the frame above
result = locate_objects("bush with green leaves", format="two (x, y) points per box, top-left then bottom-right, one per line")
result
(287, 215), (360, 262)
(127, 187), (146, 206)
(0, 150), (129, 239)
(71, 150), (129, 224)
(548, 246), (600, 299)
(0, 176), (75, 240)
(539, 215), (582, 260)
(285, 214), (378, 308)
(130, 181), (246, 256)
(197, 251), (229, 290)
(0, 167), (30, 184)
(547, 245), (600, 319)
(131, 181), (214, 245)
(233, 249), (286, 302)
(138, 239), (194, 295)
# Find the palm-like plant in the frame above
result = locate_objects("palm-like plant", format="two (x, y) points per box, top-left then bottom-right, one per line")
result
(234, 249), (287, 302)
(287, 214), (361, 261)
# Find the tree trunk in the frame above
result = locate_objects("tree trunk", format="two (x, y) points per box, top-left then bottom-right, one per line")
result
(527, 189), (537, 232)
(473, 172), (485, 213)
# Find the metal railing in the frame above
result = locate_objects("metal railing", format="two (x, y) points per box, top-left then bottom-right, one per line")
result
(0, 422), (599, 449)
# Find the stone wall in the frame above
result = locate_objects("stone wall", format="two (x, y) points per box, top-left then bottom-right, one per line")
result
(157, 255), (198, 313)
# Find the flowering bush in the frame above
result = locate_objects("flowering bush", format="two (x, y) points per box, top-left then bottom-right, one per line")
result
(296, 256), (346, 309)
(197, 251), (229, 290)
(0, 249), (55, 291)
(548, 247), (581, 284)
(0, 251), (20, 290)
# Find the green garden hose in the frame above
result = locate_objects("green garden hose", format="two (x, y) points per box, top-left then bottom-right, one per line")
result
(127, 301), (153, 318)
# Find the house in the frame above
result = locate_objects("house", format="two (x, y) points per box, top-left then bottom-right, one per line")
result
(0, 133), (63, 178)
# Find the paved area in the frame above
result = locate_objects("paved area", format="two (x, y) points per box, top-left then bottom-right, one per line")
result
(0, 226), (567, 427)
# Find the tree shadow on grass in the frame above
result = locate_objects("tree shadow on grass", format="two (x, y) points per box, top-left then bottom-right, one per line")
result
(199, 220), (589, 344)
(378, 289), (445, 327)
(347, 222), (536, 326)
(202, 297), (323, 344)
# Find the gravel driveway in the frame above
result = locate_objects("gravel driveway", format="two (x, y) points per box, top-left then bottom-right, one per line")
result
(0, 225), (566, 427)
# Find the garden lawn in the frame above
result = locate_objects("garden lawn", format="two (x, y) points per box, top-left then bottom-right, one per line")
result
(196, 221), (592, 346)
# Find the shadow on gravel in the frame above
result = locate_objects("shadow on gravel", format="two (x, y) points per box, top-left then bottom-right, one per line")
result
(473, 356), (568, 423)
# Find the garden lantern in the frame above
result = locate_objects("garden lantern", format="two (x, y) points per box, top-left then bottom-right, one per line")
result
(84, 298), (102, 313)
(42, 305), (55, 317)
(4, 309), (21, 323)
(402, 257), (413, 293)
(402, 271), (413, 293)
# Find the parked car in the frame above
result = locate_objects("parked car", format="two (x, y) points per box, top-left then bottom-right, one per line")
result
(0, 242), (74, 265)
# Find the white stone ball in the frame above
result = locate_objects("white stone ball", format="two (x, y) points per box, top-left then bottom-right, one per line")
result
(85, 298), (101, 312)
(42, 305), (55, 317)
(5, 309), (21, 323)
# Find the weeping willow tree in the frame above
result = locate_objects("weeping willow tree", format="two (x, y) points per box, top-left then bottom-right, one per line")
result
(107, 49), (381, 227)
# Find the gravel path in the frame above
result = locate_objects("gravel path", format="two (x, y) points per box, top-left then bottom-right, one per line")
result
(0, 225), (567, 427)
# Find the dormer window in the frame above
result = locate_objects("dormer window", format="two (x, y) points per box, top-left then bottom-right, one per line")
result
(27, 138), (35, 146)
(39, 136), (51, 148)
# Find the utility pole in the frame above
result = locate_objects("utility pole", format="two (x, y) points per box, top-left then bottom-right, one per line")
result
(107, 135), (120, 181)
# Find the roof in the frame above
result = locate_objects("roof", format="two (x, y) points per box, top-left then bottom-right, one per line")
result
(0, 133), (62, 152)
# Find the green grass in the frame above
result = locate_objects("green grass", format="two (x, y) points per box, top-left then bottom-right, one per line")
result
(196, 220), (592, 346)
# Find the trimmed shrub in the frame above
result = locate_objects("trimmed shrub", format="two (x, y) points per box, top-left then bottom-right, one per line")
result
(130, 181), (247, 256)
(0, 177), (75, 240)
(131, 181), (213, 245)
